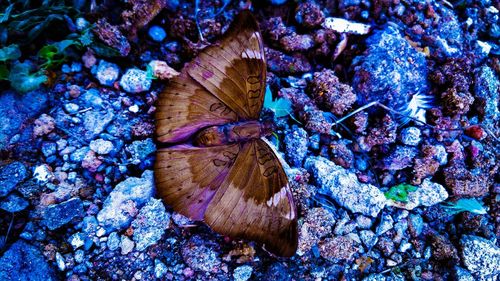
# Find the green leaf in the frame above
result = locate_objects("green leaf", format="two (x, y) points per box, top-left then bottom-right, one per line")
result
(8, 61), (47, 93)
(384, 183), (417, 203)
(263, 86), (293, 118)
(0, 44), (21, 62)
(441, 198), (487, 215)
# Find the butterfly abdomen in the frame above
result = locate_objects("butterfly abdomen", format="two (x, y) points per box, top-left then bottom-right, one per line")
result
(194, 120), (275, 147)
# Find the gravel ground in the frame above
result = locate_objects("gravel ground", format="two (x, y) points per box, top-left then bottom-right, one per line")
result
(0, 0), (499, 280)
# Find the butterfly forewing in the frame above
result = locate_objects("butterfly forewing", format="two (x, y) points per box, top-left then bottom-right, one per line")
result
(186, 11), (266, 120)
(155, 144), (240, 220)
(204, 139), (298, 257)
(155, 71), (238, 143)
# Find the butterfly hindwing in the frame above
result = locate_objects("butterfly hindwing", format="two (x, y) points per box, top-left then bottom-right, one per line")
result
(156, 71), (238, 143)
(155, 144), (240, 220)
(204, 139), (298, 257)
(186, 10), (266, 120)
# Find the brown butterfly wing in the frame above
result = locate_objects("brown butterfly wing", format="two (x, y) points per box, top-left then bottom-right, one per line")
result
(204, 139), (298, 257)
(155, 71), (238, 143)
(185, 10), (266, 120)
(155, 144), (240, 220)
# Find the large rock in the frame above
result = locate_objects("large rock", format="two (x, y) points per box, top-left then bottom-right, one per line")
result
(41, 198), (84, 230)
(460, 235), (500, 278)
(132, 198), (170, 251)
(0, 240), (56, 281)
(0, 162), (28, 197)
(305, 156), (386, 217)
(97, 170), (155, 232)
(0, 90), (49, 150)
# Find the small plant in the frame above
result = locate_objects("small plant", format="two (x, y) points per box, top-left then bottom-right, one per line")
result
(384, 183), (417, 203)
(441, 198), (487, 215)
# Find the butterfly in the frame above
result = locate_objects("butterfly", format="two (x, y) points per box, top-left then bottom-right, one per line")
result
(154, 10), (298, 257)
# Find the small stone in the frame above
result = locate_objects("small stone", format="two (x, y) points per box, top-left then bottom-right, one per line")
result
(233, 265), (253, 281)
(33, 114), (56, 137)
(132, 198), (170, 251)
(74, 250), (84, 264)
(69, 232), (86, 249)
(82, 216), (99, 236)
(41, 198), (84, 230)
(154, 259), (168, 278)
(148, 60), (179, 80)
(319, 236), (359, 262)
(400, 127), (421, 146)
(41, 142), (57, 157)
(0, 193), (29, 212)
(284, 126), (308, 167)
(120, 236), (135, 255)
(89, 139), (114, 155)
(128, 104), (139, 113)
(148, 25), (167, 42)
(64, 103), (80, 114)
(97, 170), (155, 232)
(182, 235), (221, 272)
(55, 252), (66, 271)
(0, 162), (28, 197)
(460, 235), (500, 278)
(96, 227), (106, 237)
(95, 60), (120, 87)
(70, 147), (89, 163)
(375, 214), (394, 235)
(33, 164), (54, 183)
(127, 139), (156, 164)
(305, 156), (386, 217)
(298, 207), (336, 255)
(107, 232), (120, 251)
(119, 68), (152, 93)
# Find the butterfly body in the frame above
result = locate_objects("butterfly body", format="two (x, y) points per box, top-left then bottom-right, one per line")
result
(194, 120), (275, 147)
(155, 11), (298, 257)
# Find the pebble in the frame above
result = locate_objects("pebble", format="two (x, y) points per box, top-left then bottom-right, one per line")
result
(128, 104), (139, 113)
(89, 139), (114, 155)
(119, 68), (152, 93)
(0, 193), (29, 212)
(55, 252), (66, 271)
(0, 161), (28, 197)
(41, 198), (84, 230)
(127, 139), (156, 164)
(64, 103), (80, 114)
(107, 232), (120, 251)
(181, 235), (221, 272)
(284, 126), (308, 167)
(148, 60), (179, 80)
(305, 156), (386, 217)
(82, 216), (98, 236)
(95, 60), (120, 87)
(33, 164), (54, 183)
(82, 110), (115, 140)
(460, 235), (500, 278)
(375, 214), (394, 235)
(148, 26), (167, 42)
(233, 265), (253, 281)
(97, 170), (155, 232)
(400, 127), (421, 146)
(120, 236), (135, 255)
(41, 142), (57, 157)
(132, 198), (170, 251)
(74, 250), (84, 263)
(154, 259), (168, 278)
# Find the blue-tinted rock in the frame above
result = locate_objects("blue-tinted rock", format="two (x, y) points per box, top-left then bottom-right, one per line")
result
(0, 193), (29, 212)
(41, 142), (57, 157)
(148, 26), (167, 42)
(68, 232), (85, 249)
(89, 139), (114, 155)
(284, 126), (308, 167)
(0, 90), (49, 150)
(95, 60), (120, 87)
(154, 259), (168, 278)
(352, 25), (428, 114)
(383, 146), (418, 170)
(107, 232), (120, 251)
(0, 240), (56, 281)
(474, 66), (499, 131)
(233, 265), (253, 281)
(82, 110), (115, 141)
(181, 235), (221, 272)
(400, 127), (421, 146)
(70, 147), (90, 163)
(460, 235), (500, 278)
(0, 162), (28, 197)
(79, 89), (104, 109)
(132, 198), (170, 251)
(41, 198), (84, 230)
(97, 170), (155, 232)
(119, 69), (152, 93)
(305, 156), (386, 217)
(127, 138), (156, 164)
(82, 216), (98, 236)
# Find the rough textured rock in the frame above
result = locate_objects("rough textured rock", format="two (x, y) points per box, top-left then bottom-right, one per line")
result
(41, 198), (84, 230)
(97, 170), (155, 232)
(305, 156), (386, 217)
(0, 240), (56, 281)
(0, 161), (28, 197)
(460, 235), (500, 278)
(132, 198), (170, 251)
